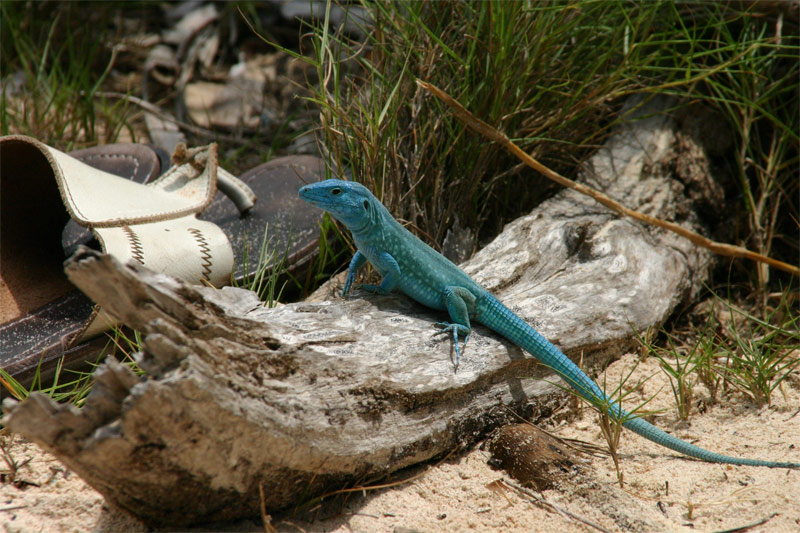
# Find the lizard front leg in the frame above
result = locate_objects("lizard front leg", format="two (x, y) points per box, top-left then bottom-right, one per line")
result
(355, 247), (400, 295)
(342, 250), (368, 297)
(434, 286), (477, 368)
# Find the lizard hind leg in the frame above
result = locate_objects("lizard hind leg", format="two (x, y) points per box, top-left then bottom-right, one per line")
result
(434, 286), (478, 369)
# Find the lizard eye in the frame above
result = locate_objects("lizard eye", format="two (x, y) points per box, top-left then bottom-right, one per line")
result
(363, 200), (369, 210)
(331, 188), (342, 196)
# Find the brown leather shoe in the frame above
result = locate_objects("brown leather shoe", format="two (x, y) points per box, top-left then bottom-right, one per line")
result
(1, 140), (323, 388)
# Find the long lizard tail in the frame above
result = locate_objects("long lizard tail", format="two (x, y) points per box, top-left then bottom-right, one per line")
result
(479, 297), (799, 468)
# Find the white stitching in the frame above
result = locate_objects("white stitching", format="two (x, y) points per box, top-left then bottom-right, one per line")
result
(122, 226), (146, 264)
(188, 227), (213, 282)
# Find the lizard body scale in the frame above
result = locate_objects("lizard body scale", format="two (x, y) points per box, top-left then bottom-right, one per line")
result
(299, 179), (799, 469)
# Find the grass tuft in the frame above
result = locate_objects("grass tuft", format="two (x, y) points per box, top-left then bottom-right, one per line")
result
(715, 290), (800, 406)
(640, 287), (800, 413)
(0, 2), (137, 147)
(302, 1), (798, 283)
(0, 327), (144, 407)
(234, 223), (290, 307)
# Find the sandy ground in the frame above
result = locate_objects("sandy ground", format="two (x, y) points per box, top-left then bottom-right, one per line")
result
(2, 353), (798, 532)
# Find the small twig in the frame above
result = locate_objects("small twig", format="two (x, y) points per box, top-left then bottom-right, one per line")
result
(500, 478), (613, 533)
(597, 411), (624, 488)
(713, 513), (777, 533)
(0, 436), (29, 482)
(502, 407), (608, 458)
(416, 80), (799, 276)
(309, 447), (460, 503)
(92, 91), (250, 145)
(348, 512), (381, 519)
(259, 483), (278, 533)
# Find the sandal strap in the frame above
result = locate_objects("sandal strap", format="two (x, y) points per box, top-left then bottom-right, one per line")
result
(48, 139), (218, 227)
(217, 167), (256, 213)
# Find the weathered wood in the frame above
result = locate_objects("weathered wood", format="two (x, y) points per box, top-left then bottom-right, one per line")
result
(2, 96), (717, 526)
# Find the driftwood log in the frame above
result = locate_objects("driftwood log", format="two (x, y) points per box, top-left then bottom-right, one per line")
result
(3, 96), (719, 526)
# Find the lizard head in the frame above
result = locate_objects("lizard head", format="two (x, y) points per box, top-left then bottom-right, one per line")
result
(299, 179), (379, 231)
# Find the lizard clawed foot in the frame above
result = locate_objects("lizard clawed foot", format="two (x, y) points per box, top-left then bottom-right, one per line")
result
(356, 283), (392, 295)
(433, 322), (471, 368)
(341, 276), (356, 298)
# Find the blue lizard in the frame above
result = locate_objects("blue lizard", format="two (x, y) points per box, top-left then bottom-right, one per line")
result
(299, 179), (799, 468)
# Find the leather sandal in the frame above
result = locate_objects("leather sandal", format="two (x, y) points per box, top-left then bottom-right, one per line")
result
(0, 135), (323, 386)
(66, 144), (323, 282)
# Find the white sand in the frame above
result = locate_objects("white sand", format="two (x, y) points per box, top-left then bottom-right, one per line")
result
(2, 353), (797, 532)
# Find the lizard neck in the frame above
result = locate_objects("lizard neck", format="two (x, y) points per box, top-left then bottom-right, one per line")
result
(349, 202), (397, 245)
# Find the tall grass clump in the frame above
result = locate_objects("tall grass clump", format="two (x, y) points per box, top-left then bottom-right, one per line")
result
(641, 288), (800, 412)
(307, 1), (647, 246)
(648, 6), (799, 294)
(0, 2), (137, 148)
(302, 1), (797, 287)
(715, 290), (800, 407)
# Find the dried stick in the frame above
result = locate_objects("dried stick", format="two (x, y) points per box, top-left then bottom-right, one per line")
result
(93, 91), (248, 145)
(500, 478), (613, 533)
(416, 80), (798, 276)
